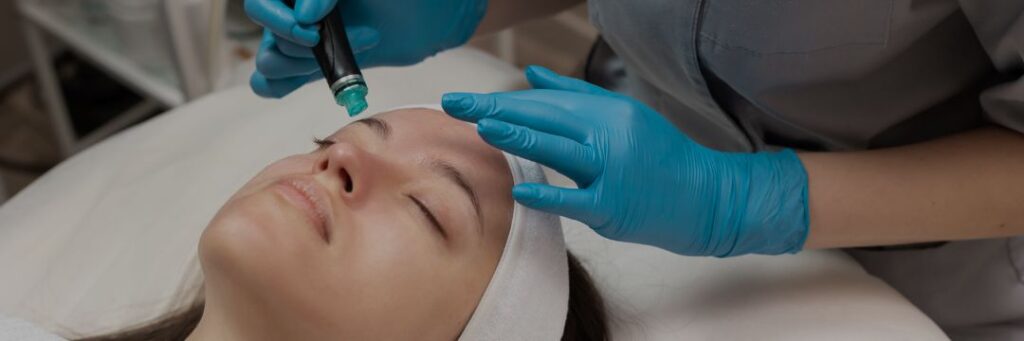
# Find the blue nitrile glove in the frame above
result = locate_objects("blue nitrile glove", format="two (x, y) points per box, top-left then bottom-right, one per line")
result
(442, 66), (810, 257)
(245, 0), (487, 98)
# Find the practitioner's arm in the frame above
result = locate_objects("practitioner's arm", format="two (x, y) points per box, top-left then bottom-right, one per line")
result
(801, 126), (1024, 249)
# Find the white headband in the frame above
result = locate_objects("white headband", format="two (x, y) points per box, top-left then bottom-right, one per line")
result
(387, 104), (570, 340)
(459, 152), (569, 340)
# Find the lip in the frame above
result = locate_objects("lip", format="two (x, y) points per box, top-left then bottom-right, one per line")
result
(273, 177), (333, 243)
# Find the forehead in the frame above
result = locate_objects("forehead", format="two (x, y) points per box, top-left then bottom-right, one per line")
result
(342, 108), (504, 166)
(376, 108), (479, 146)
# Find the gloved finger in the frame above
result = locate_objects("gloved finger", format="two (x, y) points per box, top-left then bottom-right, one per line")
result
(274, 25), (378, 61)
(293, 0), (337, 25)
(245, 0), (319, 46)
(524, 65), (616, 97)
(512, 183), (608, 227)
(477, 119), (600, 184)
(441, 92), (590, 143)
(256, 46), (321, 78)
(275, 34), (315, 58)
(250, 71), (319, 98)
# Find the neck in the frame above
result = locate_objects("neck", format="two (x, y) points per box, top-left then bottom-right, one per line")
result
(186, 298), (246, 341)
(187, 282), (280, 341)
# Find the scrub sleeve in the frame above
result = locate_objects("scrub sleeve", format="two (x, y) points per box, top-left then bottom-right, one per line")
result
(587, 0), (1024, 337)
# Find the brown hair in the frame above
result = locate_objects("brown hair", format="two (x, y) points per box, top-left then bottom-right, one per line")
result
(77, 252), (608, 341)
(562, 252), (609, 341)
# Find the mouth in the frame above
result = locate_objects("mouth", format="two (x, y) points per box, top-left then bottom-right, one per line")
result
(273, 178), (333, 243)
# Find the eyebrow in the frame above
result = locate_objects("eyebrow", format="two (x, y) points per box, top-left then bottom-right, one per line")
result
(429, 158), (484, 235)
(352, 117), (391, 140)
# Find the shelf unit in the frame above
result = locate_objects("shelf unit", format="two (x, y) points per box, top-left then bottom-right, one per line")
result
(15, 0), (258, 159)
(18, 0), (182, 158)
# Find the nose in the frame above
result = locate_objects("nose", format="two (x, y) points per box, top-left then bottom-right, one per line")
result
(315, 142), (372, 203)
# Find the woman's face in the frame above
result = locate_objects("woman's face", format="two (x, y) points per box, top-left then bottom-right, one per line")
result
(199, 108), (513, 340)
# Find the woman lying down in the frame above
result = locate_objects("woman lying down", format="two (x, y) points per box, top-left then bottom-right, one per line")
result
(78, 107), (608, 341)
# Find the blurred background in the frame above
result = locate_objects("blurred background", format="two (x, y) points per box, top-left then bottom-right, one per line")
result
(0, 0), (597, 203)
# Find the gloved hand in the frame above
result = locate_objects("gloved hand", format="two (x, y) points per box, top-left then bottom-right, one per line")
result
(442, 66), (810, 257)
(245, 0), (487, 98)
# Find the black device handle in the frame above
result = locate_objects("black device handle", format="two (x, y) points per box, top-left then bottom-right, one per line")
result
(281, 0), (363, 88)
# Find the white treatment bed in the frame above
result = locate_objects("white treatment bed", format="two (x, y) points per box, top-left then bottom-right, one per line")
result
(0, 48), (946, 340)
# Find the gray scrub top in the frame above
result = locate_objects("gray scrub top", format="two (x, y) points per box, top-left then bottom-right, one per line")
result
(587, 0), (1024, 338)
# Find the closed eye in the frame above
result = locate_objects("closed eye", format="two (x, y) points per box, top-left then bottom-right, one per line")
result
(408, 195), (447, 239)
(313, 137), (335, 150)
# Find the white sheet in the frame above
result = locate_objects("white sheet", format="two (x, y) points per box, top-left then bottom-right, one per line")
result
(0, 48), (946, 340)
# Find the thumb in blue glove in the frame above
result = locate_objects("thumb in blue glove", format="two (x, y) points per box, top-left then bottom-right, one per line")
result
(441, 66), (810, 257)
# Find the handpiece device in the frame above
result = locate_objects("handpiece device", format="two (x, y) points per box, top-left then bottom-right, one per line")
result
(284, 0), (368, 116)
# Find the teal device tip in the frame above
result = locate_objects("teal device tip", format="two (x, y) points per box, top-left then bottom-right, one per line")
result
(335, 84), (368, 117)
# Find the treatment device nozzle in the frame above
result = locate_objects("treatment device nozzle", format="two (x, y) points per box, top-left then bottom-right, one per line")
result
(284, 0), (369, 117)
(332, 79), (368, 117)
(336, 84), (368, 117)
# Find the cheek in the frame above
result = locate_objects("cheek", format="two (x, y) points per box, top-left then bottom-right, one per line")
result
(316, 214), (484, 337)
(329, 212), (445, 295)
(342, 212), (439, 260)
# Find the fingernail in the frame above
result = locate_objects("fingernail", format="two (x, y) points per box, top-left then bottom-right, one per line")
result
(442, 93), (474, 114)
(477, 119), (513, 138)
